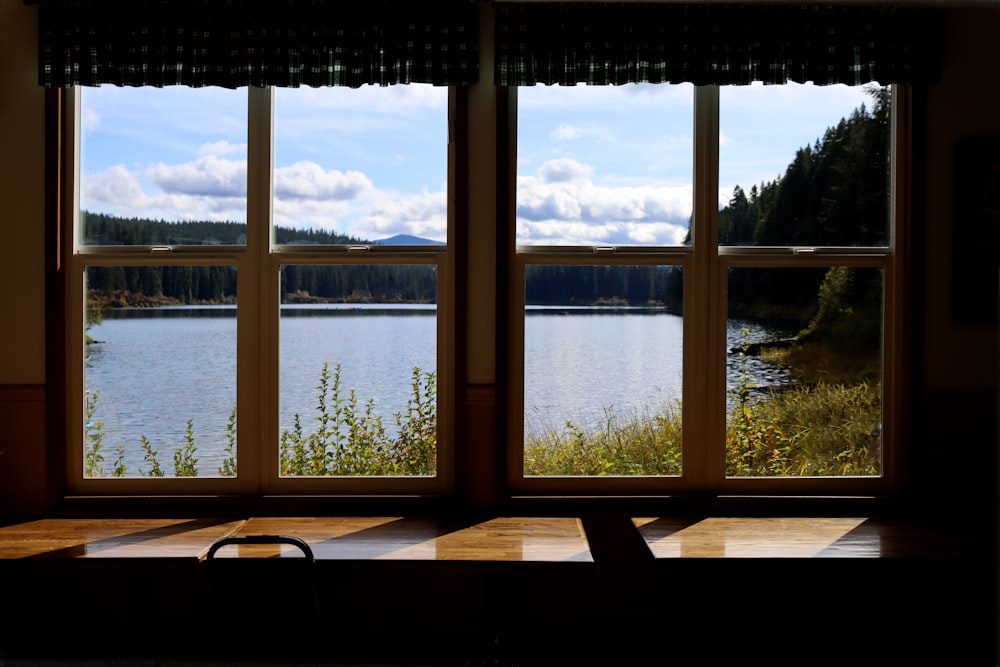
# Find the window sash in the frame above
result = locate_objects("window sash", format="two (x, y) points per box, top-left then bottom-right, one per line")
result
(58, 72), (908, 500)
(507, 84), (904, 496)
(64, 86), (454, 495)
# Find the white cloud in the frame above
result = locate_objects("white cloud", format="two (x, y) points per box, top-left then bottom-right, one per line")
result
(80, 154), (449, 241)
(516, 159), (691, 245)
(82, 107), (101, 132)
(147, 155), (247, 197)
(82, 164), (248, 223)
(276, 84), (447, 116)
(83, 165), (151, 209)
(539, 158), (592, 184)
(81, 153), (695, 247)
(551, 125), (584, 141)
(353, 190), (448, 242)
(270, 184), (448, 242)
(198, 141), (246, 157)
(274, 161), (374, 201)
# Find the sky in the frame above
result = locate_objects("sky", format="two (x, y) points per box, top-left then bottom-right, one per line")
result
(79, 81), (875, 246)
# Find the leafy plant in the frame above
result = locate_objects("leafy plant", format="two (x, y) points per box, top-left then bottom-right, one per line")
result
(725, 330), (794, 476)
(84, 390), (105, 478)
(219, 406), (237, 476)
(112, 442), (128, 478)
(392, 366), (437, 475)
(172, 419), (199, 477)
(279, 362), (437, 477)
(140, 435), (164, 477)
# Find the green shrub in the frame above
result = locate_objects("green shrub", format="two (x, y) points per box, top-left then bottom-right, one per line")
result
(276, 362), (437, 477)
(525, 402), (683, 476)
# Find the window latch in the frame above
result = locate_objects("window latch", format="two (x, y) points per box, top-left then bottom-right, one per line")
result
(347, 245), (371, 255)
(793, 247), (817, 255)
(593, 246), (617, 255)
(150, 246), (173, 254)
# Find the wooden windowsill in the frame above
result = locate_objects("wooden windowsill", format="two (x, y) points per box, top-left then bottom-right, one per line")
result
(0, 514), (986, 562)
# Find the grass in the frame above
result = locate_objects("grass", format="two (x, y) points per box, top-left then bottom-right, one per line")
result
(524, 402), (683, 476)
(525, 341), (881, 477)
(84, 363), (437, 478)
(84, 342), (880, 479)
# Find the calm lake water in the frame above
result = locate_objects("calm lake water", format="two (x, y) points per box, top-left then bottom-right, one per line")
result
(84, 305), (791, 475)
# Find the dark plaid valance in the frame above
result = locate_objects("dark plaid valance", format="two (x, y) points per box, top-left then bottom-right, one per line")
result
(26, 1), (941, 89)
(495, 2), (941, 86)
(26, 0), (479, 88)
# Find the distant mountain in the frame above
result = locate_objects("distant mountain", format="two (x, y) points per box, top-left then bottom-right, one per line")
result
(374, 234), (443, 245)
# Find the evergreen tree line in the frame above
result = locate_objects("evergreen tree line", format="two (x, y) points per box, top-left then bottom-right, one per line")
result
(83, 86), (889, 337)
(82, 213), (437, 304)
(718, 85), (890, 337)
(525, 264), (683, 310)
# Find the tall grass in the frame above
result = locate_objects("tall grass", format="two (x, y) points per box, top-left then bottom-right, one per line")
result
(524, 403), (683, 476)
(526, 340), (880, 477)
(83, 347), (879, 479)
(83, 362), (437, 478)
(726, 375), (880, 477)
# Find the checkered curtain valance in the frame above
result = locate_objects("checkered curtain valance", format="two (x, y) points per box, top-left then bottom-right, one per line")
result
(494, 2), (940, 87)
(26, 0), (479, 88)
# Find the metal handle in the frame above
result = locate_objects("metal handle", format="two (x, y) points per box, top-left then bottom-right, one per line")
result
(206, 534), (314, 561)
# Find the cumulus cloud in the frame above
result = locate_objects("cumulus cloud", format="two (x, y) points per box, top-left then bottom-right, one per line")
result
(352, 189), (447, 242)
(83, 164), (248, 223)
(81, 152), (447, 240)
(83, 165), (151, 209)
(538, 158), (592, 184)
(516, 158), (691, 245)
(274, 161), (373, 201)
(147, 155), (247, 197)
(82, 154), (692, 247)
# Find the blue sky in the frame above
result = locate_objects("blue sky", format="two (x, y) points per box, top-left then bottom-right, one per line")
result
(80, 82), (874, 246)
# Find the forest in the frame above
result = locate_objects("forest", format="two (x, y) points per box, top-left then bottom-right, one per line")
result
(84, 85), (890, 344)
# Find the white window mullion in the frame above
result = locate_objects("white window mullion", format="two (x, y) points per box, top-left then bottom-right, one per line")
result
(686, 85), (721, 490)
(240, 85), (274, 492)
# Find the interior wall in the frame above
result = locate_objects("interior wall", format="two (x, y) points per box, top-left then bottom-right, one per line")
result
(0, 0), (47, 386)
(0, 2), (998, 519)
(922, 5), (1000, 389)
(913, 6), (1000, 517)
(0, 1), (49, 519)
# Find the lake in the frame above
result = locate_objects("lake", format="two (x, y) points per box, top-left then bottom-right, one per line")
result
(84, 305), (791, 475)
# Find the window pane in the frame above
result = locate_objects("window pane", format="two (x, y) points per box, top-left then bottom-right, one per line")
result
(719, 83), (891, 247)
(273, 85), (448, 246)
(523, 264), (683, 477)
(726, 266), (883, 477)
(79, 86), (248, 246)
(279, 265), (437, 477)
(83, 266), (238, 478)
(516, 83), (693, 247)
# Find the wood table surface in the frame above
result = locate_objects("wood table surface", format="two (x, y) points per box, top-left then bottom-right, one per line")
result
(0, 517), (243, 560)
(213, 516), (595, 562)
(0, 515), (981, 562)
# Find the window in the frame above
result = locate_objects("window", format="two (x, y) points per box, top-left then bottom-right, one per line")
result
(509, 82), (904, 496)
(51, 1), (925, 505)
(67, 84), (453, 494)
(65, 81), (906, 500)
